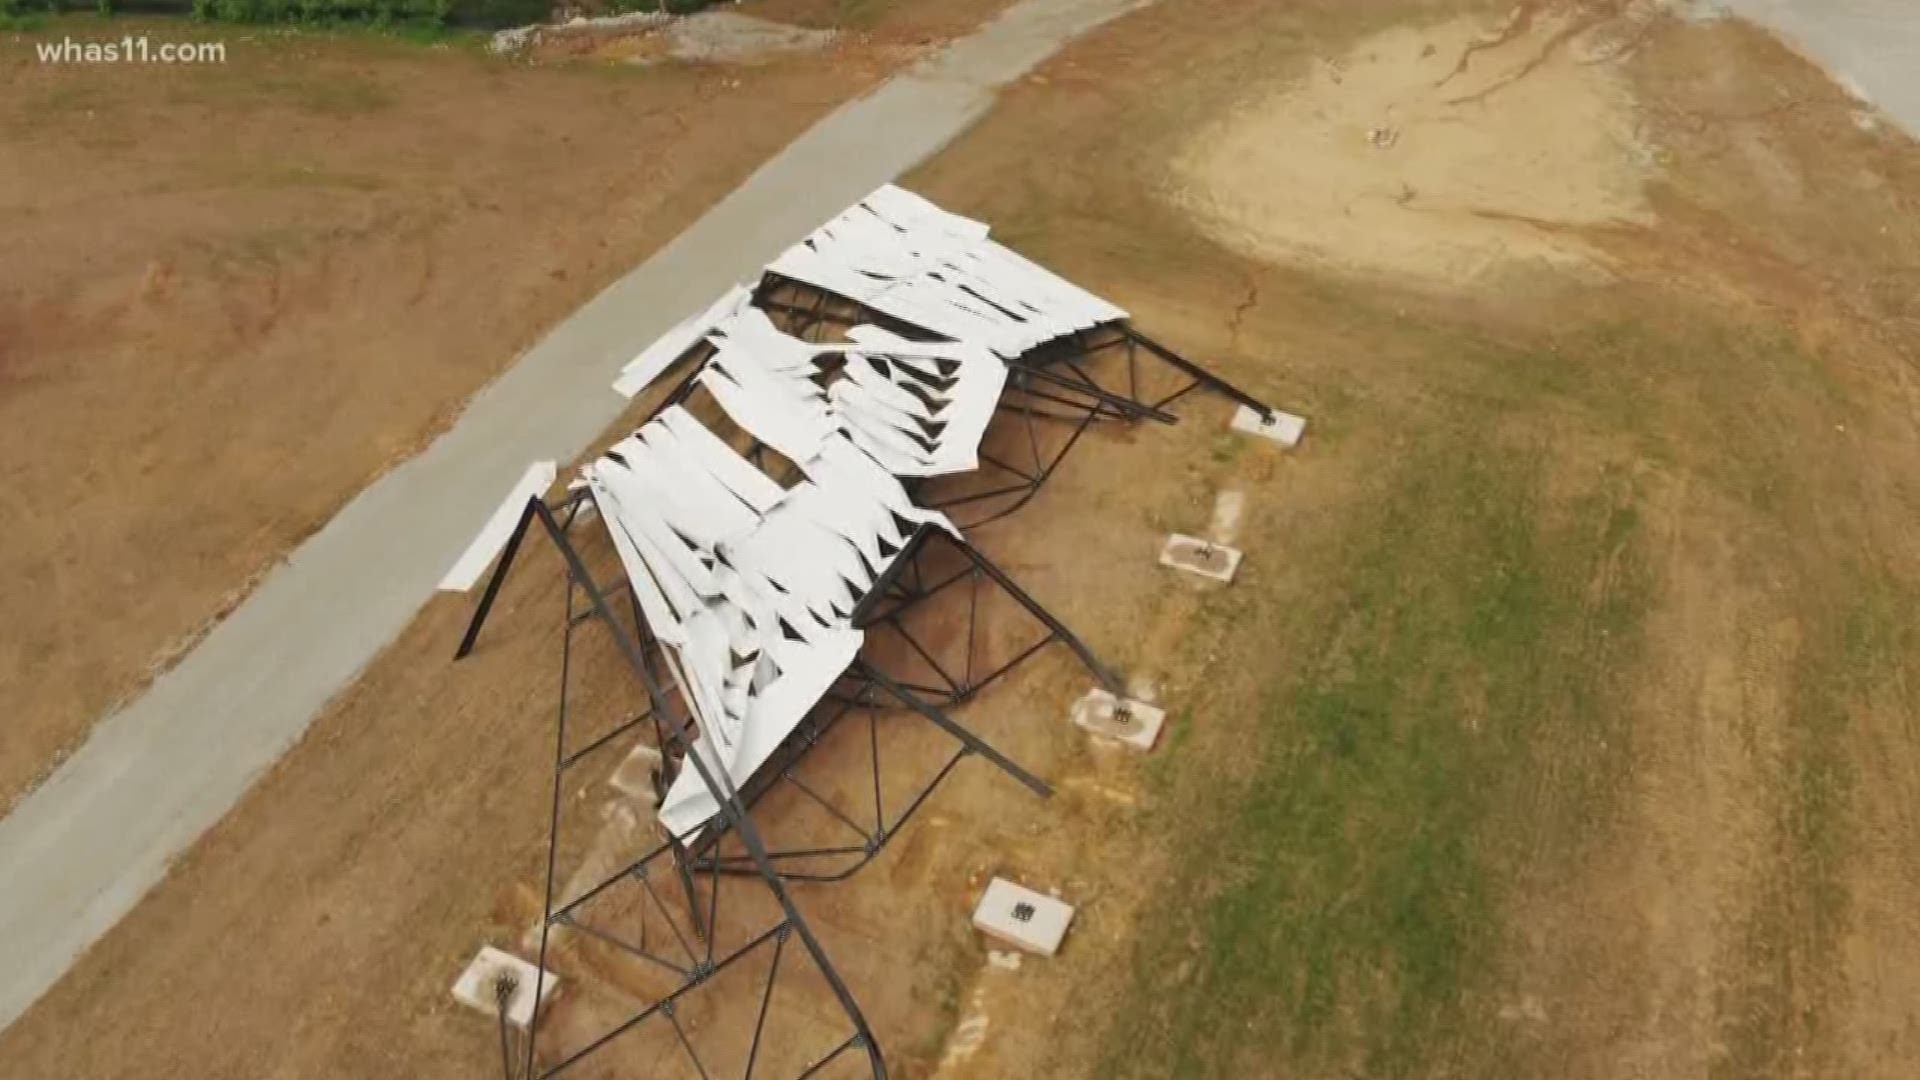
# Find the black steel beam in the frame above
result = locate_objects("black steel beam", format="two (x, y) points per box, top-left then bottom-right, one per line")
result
(1123, 326), (1275, 421)
(453, 495), (541, 661)
(493, 500), (886, 1080)
(851, 661), (1050, 799)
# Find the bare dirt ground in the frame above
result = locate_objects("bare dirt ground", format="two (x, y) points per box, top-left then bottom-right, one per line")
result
(914, 3), (1920, 1078)
(0, 0), (1008, 813)
(6, 1), (1920, 1078)
(528, 0), (994, 70)
(1172, 6), (1657, 285)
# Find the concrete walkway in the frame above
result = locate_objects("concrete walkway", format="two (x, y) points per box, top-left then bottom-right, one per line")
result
(0, 0), (1149, 1035)
(1721, 0), (1920, 134)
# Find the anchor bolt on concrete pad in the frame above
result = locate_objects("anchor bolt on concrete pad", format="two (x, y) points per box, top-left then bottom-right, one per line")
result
(1070, 688), (1166, 751)
(1230, 403), (1307, 447)
(972, 878), (1075, 957)
(1160, 533), (1243, 584)
(451, 946), (560, 1030)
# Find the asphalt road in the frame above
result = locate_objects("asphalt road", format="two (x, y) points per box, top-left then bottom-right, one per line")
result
(1720, 0), (1920, 134)
(0, 0), (1151, 1035)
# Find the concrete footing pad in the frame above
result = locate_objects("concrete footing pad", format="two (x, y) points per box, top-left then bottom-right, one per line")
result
(452, 946), (560, 1029)
(1160, 533), (1242, 583)
(972, 878), (1074, 957)
(1070, 688), (1166, 751)
(1231, 403), (1307, 447)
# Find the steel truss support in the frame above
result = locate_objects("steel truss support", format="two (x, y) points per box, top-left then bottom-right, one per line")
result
(849, 522), (1121, 703)
(459, 484), (1125, 884)
(747, 272), (1278, 528)
(449, 262), (1251, 1075)
(681, 521), (1122, 883)
(456, 496), (887, 1080)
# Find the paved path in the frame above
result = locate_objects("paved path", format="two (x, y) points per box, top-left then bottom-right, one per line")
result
(0, 0), (1149, 1035)
(1721, 0), (1920, 134)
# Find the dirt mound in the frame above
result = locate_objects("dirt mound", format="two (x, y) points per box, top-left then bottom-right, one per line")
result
(1168, 9), (1657, 286)
(525, 10), (838, 65)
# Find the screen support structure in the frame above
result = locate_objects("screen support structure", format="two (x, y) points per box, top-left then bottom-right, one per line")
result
(459, 482), (1127, 873)
(678, 520), (1124, 883)
(455, 490), (888, 1080)
(452, 263), (1273, 1075)
(454, 483), (1127, 1076)
(746, 271), (1278, 528)
(453, 471), (1135, 1072)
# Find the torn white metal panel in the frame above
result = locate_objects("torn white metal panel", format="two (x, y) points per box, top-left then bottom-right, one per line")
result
(584, 468), (687, 647)
(930, 358), (1007, 471)
(593, 463), (719, 601)
(439, 460), (558, 592)
(612, 436), (759, 548)
(636, 421), (776, 523)
(657, 407), (788, 513)
(696, 366), (832, 466)
(841, 355), (939, 418)
(765, 183), (1123, 362)
(829, 341), (1008, 478)
(969, 240), (1128, 325)
(611, 284), (752, 399)
(833, 388), (934, 470)
(804, 436), (955, 538)
(584, 394), (964, 838)
(768, 243), (889, 304)
(656, 625), (861, 839)
(575, 183), (1151, 838)
(668, 306), (1010, 481)
(842, 323), (977, 362)
(587, 465), (710, 619)
(783, 480), (896, 571)
(679, 609), (743, 758)
(861, 183), (990, 245)
(708, 305), (821, 371)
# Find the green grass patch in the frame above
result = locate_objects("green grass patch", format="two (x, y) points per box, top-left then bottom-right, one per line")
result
(1707, 566), (1916, 1078)
(1100, 345), (1652, 1079)
(830, 0), (890, 26)
(1088, 286), (1918, 1077)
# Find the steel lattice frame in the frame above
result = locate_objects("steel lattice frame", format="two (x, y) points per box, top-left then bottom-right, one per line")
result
(748, 271), (1276, 528)
(457, 493), (888, 1080)
(453, 279), (1279, 1078)
(455, 492), (1122, 1078)
(678, 518), (1123, 884)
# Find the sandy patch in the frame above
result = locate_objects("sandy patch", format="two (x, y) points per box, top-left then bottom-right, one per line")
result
(528, 10), (839, 66)
(656, 10), (839, 64)
(1168, 9), (1658, 286)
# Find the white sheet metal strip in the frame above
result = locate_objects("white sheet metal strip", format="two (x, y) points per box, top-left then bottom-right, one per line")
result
(612, 284), (752, 399)
(438, 460), (558, 592)
(584, 182), (1141, 834)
